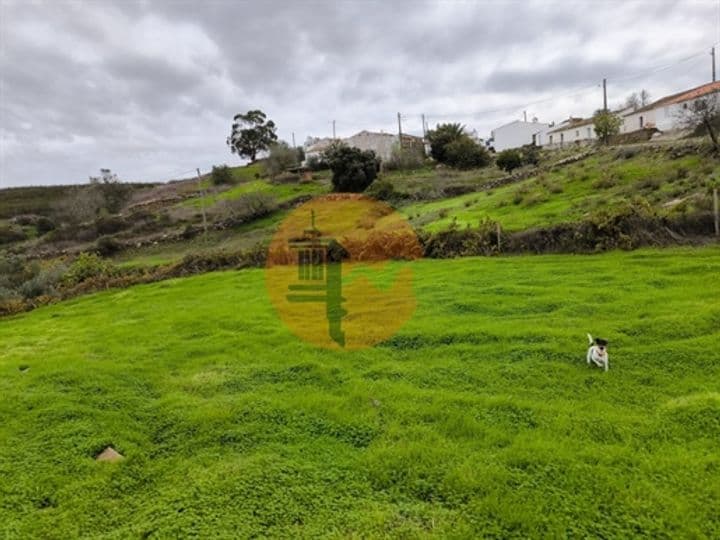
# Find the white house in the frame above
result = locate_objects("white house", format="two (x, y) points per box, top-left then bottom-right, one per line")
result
(343, 131), (398, 161)
(621, 81), (720, 133)
(303, 131), (424, 165)
(489, 120), (551, 151)
(545, 117), (597, 148)
(303, 137), (337, 164)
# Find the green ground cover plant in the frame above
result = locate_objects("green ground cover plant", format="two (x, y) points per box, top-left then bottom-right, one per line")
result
(1, 247), (718, 537)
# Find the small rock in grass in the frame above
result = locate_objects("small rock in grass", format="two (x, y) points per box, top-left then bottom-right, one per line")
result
(370, 398), (382, 408)
(96, 446), (124, 463)
(19, 365), (29, 373)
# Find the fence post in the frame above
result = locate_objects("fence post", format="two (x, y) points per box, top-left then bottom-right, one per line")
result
(496, 222), (502, 252)
(714, 188), (719, 237)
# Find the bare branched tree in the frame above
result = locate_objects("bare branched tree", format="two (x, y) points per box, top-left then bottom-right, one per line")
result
(679, 93), (720, 153)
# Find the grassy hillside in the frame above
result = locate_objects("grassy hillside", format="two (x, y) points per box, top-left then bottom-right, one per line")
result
(405, 148), (717, 232)
(1, 247), (719, 537)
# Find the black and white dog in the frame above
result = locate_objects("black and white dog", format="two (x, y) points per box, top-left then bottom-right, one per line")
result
(586, 334), (609, 371)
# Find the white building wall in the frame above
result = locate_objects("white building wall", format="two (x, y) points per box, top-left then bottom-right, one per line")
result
(621, 109), (656, 133)
(344, 131), (398, 161)
(491, 121), (551, 151)
(545, 124), (596, 147)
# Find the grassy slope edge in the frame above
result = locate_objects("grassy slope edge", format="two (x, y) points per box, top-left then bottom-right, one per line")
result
(1, 247), (719, 537)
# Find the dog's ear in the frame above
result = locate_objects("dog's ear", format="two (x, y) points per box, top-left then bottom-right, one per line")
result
(596, 338), (608, 346)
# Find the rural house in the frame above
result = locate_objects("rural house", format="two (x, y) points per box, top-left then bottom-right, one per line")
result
(489, 119), (551, 151)
(303, 137), (337, 165)
(621, 81), (720, 133)
(343, 130), (424, 162)
(545, 117), (597, 148)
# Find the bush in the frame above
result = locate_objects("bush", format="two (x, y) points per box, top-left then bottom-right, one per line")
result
(323, 143), (379, 193)
(264, 142), (299, 179)
(272, 172), (300, 184)
(216, 193), (278, 223)
(95, 235), (123, 256)
(366, 180), (406, 204)
(496, 149), (523, 172)
(426, 123), (465, 164)
(18, 262), (67, 299)
(94, 215), (128, 235)
(443, 137), (491, 169)
(211, 165), (234, 186)
(63, 253), (116, 285)
(520, 144), (540, 166)
(305, 156), (328, 171)
(0, 225), (27, 245)
(36, 216), (56, 235)
(385, 145), (426, 171)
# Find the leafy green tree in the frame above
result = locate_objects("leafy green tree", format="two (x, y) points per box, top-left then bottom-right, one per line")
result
(593, 110), (622, 145)
(211, 165), (234, 185)
(227, 110), (278, 162)
(426, 123), (465, 164)
(264, 141), (299, 178)
(496, 149), (523, 172)
(443, 137), (491, 169)
(323, 142), (378, 193)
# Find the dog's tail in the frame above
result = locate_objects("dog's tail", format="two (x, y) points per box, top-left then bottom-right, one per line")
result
(587, 333), (594, 345)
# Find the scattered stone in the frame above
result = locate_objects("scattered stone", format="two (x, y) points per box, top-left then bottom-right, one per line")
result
(19, 365), (29, 373)
(95, 446), (124, 463)
(370, 398), (382, 408)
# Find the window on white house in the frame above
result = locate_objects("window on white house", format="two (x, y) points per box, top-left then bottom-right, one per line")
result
(587, 127), (592, 138)
(549, 135), (553, 144)
(576, 130), (580, 138)
(639, 116), (644, 128)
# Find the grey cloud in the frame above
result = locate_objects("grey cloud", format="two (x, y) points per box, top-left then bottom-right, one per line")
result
(1, 0), (718, 186)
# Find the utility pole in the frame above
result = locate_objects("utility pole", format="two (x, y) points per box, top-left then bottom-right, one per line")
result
(421, 113), (427, 137)
(603, 78), (608, 112)
(332, 120), (336, 139)
(523, 110), (527, 122)
(712, 47), (716, 82)
(196, 168), (208, 241)
(397, 112), (403, 149)
(292, 132), (296, 148)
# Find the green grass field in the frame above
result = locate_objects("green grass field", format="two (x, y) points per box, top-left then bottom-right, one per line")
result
(2, 247), (719, 538)
(405, 151), (717, 232)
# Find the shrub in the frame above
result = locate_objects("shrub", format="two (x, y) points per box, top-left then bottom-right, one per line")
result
(323, 143), (379, 193)
(64, 253), (116, 285)
(264, 142), (299, 179)
(36, 216), (56, 235)
(0, 225), (27, 245)
(496, 149), (523, 172)
(11, 214), (39, 226)
(443, 137), (491, 169)
(211, 165), (234, 186)
(272, 172), (300, 184)
(95, 235), (123, 256)
(591, 171), (619, 189)
(305, 156), (328, 171)
(216, 193), (278, 222)
(385, 144), (426, 171)
(18, 262), (67, 299)
(615, 147), (640, 160)
(366, 180), (405, 204)
(95, 215), (128, 235)
(426, 123), (465, 164)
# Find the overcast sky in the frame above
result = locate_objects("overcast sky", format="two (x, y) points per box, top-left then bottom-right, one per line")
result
(1, 0), (719, 187)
